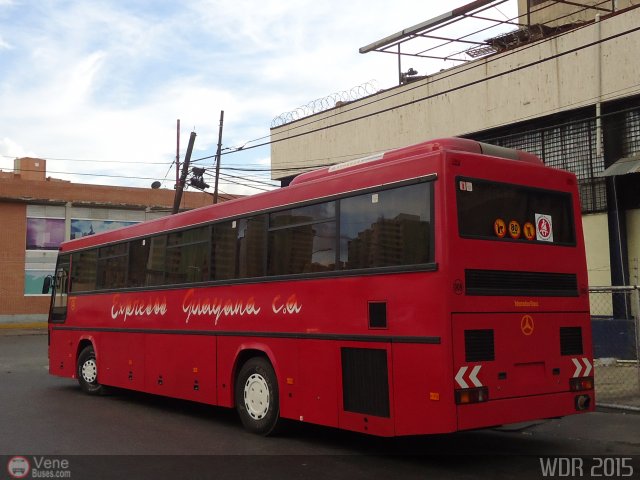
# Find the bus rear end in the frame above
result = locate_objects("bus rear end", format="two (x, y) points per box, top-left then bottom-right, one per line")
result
(446, 148), (594, 430)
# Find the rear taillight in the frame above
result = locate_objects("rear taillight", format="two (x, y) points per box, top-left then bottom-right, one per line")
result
(455, 387), (489, 405)
(570, 376), (594, 391)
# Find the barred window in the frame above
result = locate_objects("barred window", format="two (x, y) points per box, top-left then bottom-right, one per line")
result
(472, 115), (607, 213)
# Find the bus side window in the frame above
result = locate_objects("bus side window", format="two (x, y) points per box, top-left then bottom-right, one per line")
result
(128, 238), (150, 287)
(236, 216), (267, 279)
(70, 250), (97, 292)
(146, 235), (167, 286)
(339, 182), (432, 269)
(212, 221), (238, 281)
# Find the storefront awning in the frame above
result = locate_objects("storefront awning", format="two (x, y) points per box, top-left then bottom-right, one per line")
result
(600, 155), (640, 177)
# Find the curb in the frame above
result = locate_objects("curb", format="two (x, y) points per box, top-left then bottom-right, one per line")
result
(0, 322), (47, 330)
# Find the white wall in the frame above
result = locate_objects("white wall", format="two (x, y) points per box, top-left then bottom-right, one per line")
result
(627, 208), (640, 285)
(582, 213), (612, 287)
(271, 7), (640, 179)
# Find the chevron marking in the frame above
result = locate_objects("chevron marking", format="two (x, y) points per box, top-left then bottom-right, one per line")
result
(572, 358), (583, 378)
(455, 366), (469, 389)
(469, 365), (483, 387)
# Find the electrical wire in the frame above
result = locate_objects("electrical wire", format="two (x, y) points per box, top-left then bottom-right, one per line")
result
(203, 0), (617, 157)
(214, 21), (640, 159)
(3, 3), (636, 187)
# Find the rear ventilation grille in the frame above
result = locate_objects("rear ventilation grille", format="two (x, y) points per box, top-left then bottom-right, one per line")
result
(560, 327), (583, 356)
(465, 269), (578, 297)
(341, 348), (390, 418)
(465, 329), (495, 362)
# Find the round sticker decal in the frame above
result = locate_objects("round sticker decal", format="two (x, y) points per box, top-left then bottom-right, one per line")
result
(508, 220), (521, 239)
(523, 222), (535, 240)
(494, 218), (507, 238)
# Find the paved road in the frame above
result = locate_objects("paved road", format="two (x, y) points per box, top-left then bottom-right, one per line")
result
(1, 333), (639, 479)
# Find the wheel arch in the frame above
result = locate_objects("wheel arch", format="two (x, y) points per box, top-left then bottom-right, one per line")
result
(231, 344), (278, 401)
(75, 336), (96, 377)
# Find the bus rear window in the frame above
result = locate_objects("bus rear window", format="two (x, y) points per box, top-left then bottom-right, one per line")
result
(456, 177), (576, 245)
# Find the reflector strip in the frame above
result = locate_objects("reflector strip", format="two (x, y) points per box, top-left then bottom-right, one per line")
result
(455, 365), (483, 389)
(572, 357), (592, 378)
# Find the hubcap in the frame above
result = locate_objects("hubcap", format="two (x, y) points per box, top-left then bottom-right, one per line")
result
(243, 373), (269, 420)
(81, 359), (97, 383)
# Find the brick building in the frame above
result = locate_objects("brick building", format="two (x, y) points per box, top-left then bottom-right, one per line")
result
(0, 157), (213, 323)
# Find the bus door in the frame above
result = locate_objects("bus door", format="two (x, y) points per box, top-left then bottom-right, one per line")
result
(49, 255), (70, 323)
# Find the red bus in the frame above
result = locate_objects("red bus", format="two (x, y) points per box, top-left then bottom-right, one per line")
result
(45, 137), (594, 436)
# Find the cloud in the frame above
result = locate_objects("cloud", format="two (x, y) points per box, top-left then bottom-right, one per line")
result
(0, 0), (487, 196)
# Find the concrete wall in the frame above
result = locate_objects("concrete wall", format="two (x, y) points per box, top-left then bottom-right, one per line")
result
(270, 6), (640, 291)
(518, 1), (637, 28)
(271, 6), (640, 178)
(627, 208), (640, 285)
(583, 213), (612, 286)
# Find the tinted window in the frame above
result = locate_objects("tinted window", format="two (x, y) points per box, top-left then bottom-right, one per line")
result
(268, 201), (336, 275)
(339, 182), (433, 269)
(270, 202), (335, 228)
(456, 177), (576, 245)
(70, 250), (97, 292)
(97, 243), (127, 289)
(51, 254), (70, 322)
(146, 235), (167, 286)
(166, 227), (210, 284)
(211, 221), (238, 281)
(128, 238), (150, 288)
(237, 216), (266, 278)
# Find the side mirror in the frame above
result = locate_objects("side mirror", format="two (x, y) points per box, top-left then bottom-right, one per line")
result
(42, 275), (53, 294)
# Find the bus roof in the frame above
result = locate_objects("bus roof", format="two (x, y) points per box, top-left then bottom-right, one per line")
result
(289, 137), (541, 186)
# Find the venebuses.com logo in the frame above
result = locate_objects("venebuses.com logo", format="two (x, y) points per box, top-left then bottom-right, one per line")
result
(7, 456), (71, 478)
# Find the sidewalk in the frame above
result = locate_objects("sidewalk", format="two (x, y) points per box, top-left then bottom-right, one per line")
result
(0, 322), (47, 335)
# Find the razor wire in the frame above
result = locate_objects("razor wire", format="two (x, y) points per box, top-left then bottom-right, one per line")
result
(271, 80), (381, 128)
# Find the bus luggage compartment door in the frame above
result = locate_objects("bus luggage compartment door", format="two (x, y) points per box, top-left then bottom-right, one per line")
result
(451, 312), (590, 401)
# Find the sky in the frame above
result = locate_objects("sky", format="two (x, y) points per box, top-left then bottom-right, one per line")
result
(0, 0), (516, 196)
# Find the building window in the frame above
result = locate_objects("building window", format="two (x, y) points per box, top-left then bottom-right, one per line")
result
(26, 218), (65, 250)
(472, 114), (607, 213)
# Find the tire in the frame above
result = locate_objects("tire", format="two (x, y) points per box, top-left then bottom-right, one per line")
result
(235, 357), (280, 435)
(77, 346), (105, 395)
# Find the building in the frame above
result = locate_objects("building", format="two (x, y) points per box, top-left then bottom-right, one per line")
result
(0, 157), (214, 323)
(270, 0), (640, 289)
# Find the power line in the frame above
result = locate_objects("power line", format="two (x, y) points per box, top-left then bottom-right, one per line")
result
(4, 4), (636, 187)
(208, 2), (622, 159)
(218, 21), (640, 159)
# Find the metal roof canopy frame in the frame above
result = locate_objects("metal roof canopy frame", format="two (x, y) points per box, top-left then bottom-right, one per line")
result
(359, 0), (615, 85)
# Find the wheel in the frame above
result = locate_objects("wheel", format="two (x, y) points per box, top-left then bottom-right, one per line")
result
(77, 346), (105, 395)
(235, 357), (280, 435)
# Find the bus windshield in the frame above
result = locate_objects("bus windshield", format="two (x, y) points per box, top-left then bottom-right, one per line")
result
(456, 177), (576, 245)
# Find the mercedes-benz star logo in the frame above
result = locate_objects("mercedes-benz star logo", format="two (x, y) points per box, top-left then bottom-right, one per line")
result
(521, 315), (535, 336)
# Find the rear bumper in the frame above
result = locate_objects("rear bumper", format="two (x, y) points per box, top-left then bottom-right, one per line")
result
(457, 390), (595, 431)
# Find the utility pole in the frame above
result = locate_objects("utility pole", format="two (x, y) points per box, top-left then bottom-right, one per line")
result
(172, 131), (197, 214)
(175, 119), (180, 188)
(213, 110), (224, 204)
